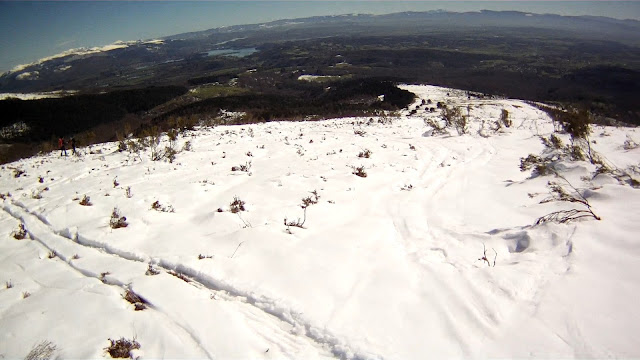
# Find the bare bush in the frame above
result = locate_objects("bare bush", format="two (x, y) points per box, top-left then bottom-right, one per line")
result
(284, 191), (320, 229)
(519, 154), (553, 177)
(441, 105), (468, 135)
(151, 200), (175, 213)
(352, 166), (367, 178)
(568, 143), (586, 161)
(145, 264), (160, 276)
(424, 117), (448, 135)
(100, 272), (111, 283)
(105, 337), (140, 359)
(142, 126), (164, 162)
(561, 109), (592, 141)
(117, 137), (128, 153)
(123, 289), (147, 311)
(541, 107), (594, 161)
(229, 196), (246, 213)
(401, 184), (413, 191)
(499, 109), (512, 128)
(109, 207), (128, 229)
(535, 173), (601, 225)
(24, 340), (57, 360)
(164, 145), (177, 163)
(550, 133), (563, 149)
(623, 136), (638, 150)
(12, 223), (28, 240)
(358, 149), (372, 158)
(453, 114), (468, 135)
(14, 168), (25, 178)
(231, 162), (251, 172)
(79, 195), (92, 206)
(477, 243), (497, 267)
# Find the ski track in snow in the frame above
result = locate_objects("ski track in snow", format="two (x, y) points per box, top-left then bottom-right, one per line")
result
(1, 202), (215, 358)
(2, 84), (640, 358)
(1, 202), (354, 359)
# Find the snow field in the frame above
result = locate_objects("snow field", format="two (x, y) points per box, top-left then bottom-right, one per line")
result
(1, 84), (639, 359)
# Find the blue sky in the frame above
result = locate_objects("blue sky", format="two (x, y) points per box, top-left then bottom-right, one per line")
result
(1, 1), (639, 73)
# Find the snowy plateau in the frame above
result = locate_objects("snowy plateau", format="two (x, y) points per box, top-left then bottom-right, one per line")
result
(1, 85), (639, 359)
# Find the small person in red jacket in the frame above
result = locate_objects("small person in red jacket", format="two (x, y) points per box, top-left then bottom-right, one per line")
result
(58, 137), (67, 157)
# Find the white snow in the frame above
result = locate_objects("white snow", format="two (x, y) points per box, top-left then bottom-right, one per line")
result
(298, 75), (341, 82)
(9, 41), (135, 74)
(143, 39), (165, 45)
(15, 71), (39, 81)
(1, 85), (639, 359)
(54, 65), (72, 72)
(0, 90), (75, 101)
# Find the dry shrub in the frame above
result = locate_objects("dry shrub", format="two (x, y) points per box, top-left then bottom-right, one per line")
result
(24, 340), (57, 360)
(358, 149), (372, 158)
(229, 196), (246, 213)
(12, 223), (28, 240)
(109, 208), (128, 229)
(231, 162), (251, 172)
(123, 289), (147, 311)
(519, 154), (554, 177)
(79, 195), (92, 206)
(168, 270), (190, 283)
(499, 108), (512, 128)
(105, 337), (140, 358)
(145, 264), (160, 276)
(352, 166), (367, 178)
(151, 200), (175, 213)
(284, 191), (320, 229)
(535, 175), (601, 225)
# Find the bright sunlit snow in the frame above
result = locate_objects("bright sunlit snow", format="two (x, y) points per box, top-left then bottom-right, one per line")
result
(1, 85), (639, 359)
(0, 91), (75, 101)
(8, 41), (136, 75)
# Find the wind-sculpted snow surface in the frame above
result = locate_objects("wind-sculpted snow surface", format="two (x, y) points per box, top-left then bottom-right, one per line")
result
(1, 85), (639, 359)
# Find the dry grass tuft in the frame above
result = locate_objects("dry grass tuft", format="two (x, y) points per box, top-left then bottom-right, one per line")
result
(105, 337), (140, 358)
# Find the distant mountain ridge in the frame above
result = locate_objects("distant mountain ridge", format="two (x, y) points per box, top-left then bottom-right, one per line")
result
(166, 10), (640, 42)
(0, 9), (638, 128)
(3, 10), (639, 84)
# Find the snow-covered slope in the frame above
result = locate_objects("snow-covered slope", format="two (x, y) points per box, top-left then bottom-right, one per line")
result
(0, 91), (75, 101)
(6, 41), (146, 75)
(1, 85), (639, 359)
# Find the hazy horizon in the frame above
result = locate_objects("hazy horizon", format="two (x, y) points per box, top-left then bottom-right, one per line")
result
(1, 1), (639, 74)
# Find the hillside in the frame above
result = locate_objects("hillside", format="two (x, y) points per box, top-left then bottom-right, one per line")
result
(1, 85), (639, 359)
(1, 11), (638, 125)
